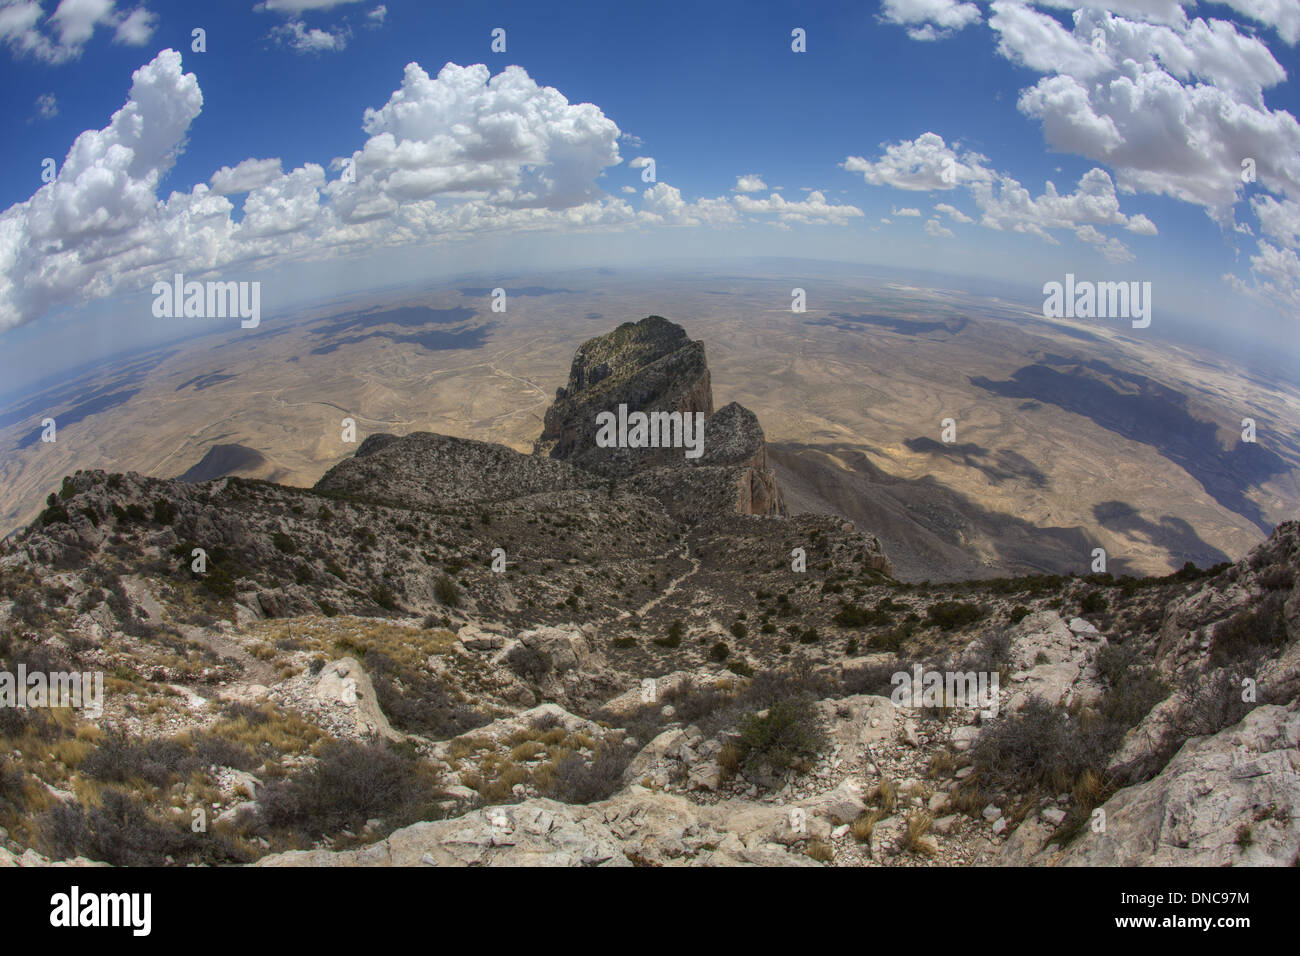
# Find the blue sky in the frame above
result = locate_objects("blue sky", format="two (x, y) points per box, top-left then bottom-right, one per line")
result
(1, 0), (1299, 389)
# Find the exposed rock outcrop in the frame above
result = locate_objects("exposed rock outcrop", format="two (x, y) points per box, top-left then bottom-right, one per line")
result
(1055, 702), (1300, 867)
(534, 316), (713, 475)
(311, 657), (402, 742)
(533, 317), (786, 517)
(998, 610), (1106, 713)
(316, 432), (595, 511)
(254, 782), (874, 867)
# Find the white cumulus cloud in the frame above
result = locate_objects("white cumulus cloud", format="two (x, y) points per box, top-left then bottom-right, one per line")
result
(0, 0), (157, 63)
(1219, 0), (1300, 45)
(256, 0), (364, 12)
(880, 0), (981, 41)
(209, 158), (284, 195)
(0, 48), (203, 327)
(877, 2), (1300, 311)
(271, 19), (348, 52)
(113, 6), (155, 45)
(0, 50), (888, 334)
(1253, 195), (1300, 247)
(971, 167), (1157, 245)
(991, 3), (1300, 216)
(934, 201), (972, 223)
(924, 217), (955, 238)
(0, 54), (636, 330)
(639, 183), (737, 227)
(844, 132), (994, 191)
(846, 132), (1155, 262)
(348, 62), (623, 211)
(734, 190), (863, 225)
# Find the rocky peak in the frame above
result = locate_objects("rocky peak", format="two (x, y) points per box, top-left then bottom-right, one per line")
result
(695, 402), (769, 470)
(534, 318), (785, 516)
(534, 316), (714, 474)
(557, 315), (701, 402)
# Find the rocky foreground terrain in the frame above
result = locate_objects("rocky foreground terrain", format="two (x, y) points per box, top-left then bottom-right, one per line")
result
(1, 318), (1296, 867)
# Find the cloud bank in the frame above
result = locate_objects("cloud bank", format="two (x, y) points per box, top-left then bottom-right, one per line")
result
(0, 51), (862, 331)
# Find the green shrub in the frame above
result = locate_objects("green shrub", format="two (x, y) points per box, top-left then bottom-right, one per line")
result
(966, 629), (1012, 673)
(434, 574), (460, 608)
(833, 602), (894, 627)
(544, 746), (633, 804)
(0, 758), (26, 815)
(202, 565), (237, 599)
(505, 643), (549, 681)
(152, 498), (176, 526)
(738, 697), (827, 779)
(926, 601), (985, 631)
(258, 739), (428, 837)
(1258, 566), (1294, 591)
(871, 623), (911, 652)
(1093, 641), (1139, 687)
(81, 730), (197, 788)
(655, 622), (683, 648)
(970, 697), (1104, 792)
(1211, 592), (1288, 665)
(365, 649), (487, 739)
(1079, 590), (1107, 614)
(39, 502), (69, 526)
(41, 788), (244, 866)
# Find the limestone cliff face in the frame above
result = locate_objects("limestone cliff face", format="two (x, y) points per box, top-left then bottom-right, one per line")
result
(535, 318), (785, 517)
(737, 466), (785, 517)
(695, 402), (786, 517)
(535, 316), (713, 475)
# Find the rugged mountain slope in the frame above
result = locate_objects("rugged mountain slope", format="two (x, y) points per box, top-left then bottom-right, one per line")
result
(315, 432), (597, 510)
(249, 522), (1300, 869)
(2, 469), (1295, 867)
(770, 441), (1107, 581)
(0, 318), (1295, 869)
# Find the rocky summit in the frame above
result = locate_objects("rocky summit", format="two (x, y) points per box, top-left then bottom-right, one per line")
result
(0, 320), (1297, 870)
(535, 316), (714, 473)
(535, 316), (785, 518)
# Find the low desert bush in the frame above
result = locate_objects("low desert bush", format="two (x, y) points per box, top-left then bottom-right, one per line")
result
(257, 738), (427, 837)
(737, 697), (827, 779)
